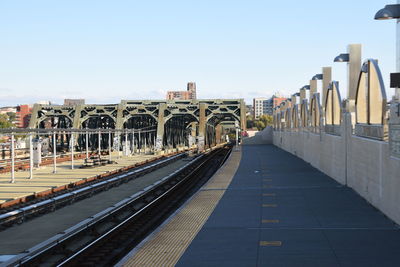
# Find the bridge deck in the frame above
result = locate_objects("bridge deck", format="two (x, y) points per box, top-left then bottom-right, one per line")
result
(122, 144), (400, 267)
(0, 153), (157, 205)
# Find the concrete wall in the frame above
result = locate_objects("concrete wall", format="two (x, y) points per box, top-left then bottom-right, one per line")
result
(243, 127), (273, 145)
(273, 114), (400, 225)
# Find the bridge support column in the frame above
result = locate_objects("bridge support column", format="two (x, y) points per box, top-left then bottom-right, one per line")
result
(189, 122), (197, 148)
(115, 103), (125, 154)
(115, 103), (125, 130)
(240, 99), (246, 134)
(216, 124), (222, 145)
(197, 103), (206, 152)
(28, 104), (41, 128)
(155, 103), (166, 153)
(72, 105), (83, 141)
(72, 105), (83, 129)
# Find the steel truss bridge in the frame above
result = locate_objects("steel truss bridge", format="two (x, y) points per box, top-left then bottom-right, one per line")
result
(27, 99), (246, 153)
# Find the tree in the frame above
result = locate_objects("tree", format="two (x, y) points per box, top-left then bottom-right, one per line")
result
(258, 114), (273, 126)
(254, 120), (265, 130)
(6, 112), (16, 122)
(251, 114), (273, 130)
(246, 115), (255, 129)
(0, 114), (14, 128)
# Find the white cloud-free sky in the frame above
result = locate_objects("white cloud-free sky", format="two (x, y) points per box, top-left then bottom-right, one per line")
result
(0, 0), (396, 106)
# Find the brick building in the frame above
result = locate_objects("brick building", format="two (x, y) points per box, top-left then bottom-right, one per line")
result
(166, 82), (197, 100)
(271, 96), (287, 112)
(16, 105), (33, 128)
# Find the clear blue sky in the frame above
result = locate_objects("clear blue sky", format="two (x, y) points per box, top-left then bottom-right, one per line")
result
(0, 0), (396, 106)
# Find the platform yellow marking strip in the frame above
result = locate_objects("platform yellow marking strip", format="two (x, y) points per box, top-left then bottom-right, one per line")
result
(262, 204), (277, 207)
(263, 193), (276, 197)
(262, 219), (279, 223)
(123, 149), (242, 267)
(259, 241), (282, 247)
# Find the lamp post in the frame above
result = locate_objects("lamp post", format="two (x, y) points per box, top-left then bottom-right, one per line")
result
(311, 74), (323, 96)
(334, 45), (361, 186)
(300, 85), (310, 104)
(375, 2), (400, 99)
(312, 68), (332, 110)
(333, 44), (362, 110)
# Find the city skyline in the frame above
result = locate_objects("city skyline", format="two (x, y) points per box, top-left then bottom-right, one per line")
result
(0, 0), (396, 106)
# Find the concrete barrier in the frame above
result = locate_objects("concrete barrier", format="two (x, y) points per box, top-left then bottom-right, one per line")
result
(243, 127), (273, 145)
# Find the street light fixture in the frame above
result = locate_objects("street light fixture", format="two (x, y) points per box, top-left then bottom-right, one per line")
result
(374, 2), (400, 99)
(333, 45), (361, 105)
(375, 4), (400, 20)
(312, 74), (323, 80)
(334, 53), (350, 62)
(300, 85), (310, 104)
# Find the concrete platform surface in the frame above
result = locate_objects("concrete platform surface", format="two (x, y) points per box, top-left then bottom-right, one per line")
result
(124, 145), (400, 267)
(0, 153), (157, 204)
(178, 145), (400, 267)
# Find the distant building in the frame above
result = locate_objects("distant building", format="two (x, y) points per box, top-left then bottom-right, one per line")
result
(268, 95), (287, 115)
(64, 99), (85, 106)
(253, 98), (267, 119)
(16, 104), (33, 128)
(0, 106), (17, 114)
(36, 100), (51, 105)
(166, 82), (197, 100)
(245, 105), (253, 116)
(253, 95), (288, 118)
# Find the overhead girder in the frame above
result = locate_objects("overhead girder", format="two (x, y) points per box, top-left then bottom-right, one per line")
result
(37, 115), (73, 153)
(80, 115), (116, 150)
(34, 106), (75, 129)
(29, 99), (246, 151)
(207, 113), (239, 126)
(79, 105), (118, 130)
(123, 114), (157, 152)
(164, 115), (191, 148)
(121, 105), (158, 125)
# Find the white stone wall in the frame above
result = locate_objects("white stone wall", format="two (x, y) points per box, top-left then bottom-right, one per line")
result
(273, 116), (400, 225)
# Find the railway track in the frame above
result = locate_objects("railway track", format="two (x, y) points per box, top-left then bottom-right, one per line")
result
(0, 152), (187, 229)
(2, 145), (231, 267)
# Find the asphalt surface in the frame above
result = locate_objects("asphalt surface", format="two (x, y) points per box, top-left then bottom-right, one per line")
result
(177, 145), (400, 267)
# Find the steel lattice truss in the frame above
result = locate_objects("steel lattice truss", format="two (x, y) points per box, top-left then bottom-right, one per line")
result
(29, 99), (246, 151)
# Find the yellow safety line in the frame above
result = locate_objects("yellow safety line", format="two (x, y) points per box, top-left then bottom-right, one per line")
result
(263, 193), (276, 197)
(259, 241), (282, 247)
(262, 204), (277, 207)
(262, 219), (279, 223)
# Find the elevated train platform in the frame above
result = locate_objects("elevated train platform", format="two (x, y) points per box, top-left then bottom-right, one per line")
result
(121, 144), (400, 267)
(0, 153), (163, 206)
